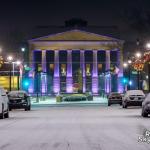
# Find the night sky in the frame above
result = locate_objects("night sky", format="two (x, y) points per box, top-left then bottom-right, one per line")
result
(0, 0), (150, 53)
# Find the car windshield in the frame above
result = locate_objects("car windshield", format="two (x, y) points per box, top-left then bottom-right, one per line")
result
(110, 93), (121, 96)
(8, 92), (25, 98)
(126, 90), (145, 96)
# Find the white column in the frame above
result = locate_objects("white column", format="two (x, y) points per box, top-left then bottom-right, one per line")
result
(117, 49), (124, 93)
(42, 50), (46, 72)
(105, 50), (111, 93)
(41, 50), (47, 93)
(28, 50), (35, 93)
(53, 50), (60, 94)
(80, 50), (86, 92)
(92, 50), (98, 94)
(66, 50), (73, 93)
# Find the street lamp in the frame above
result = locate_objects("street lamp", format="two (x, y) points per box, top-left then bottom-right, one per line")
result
(21, 47), (25, 52)
(123, 62), (128, 92)
(7, 56), (13, 91)
(7, 56), (13, 62)
(128, 60), (132, 64)
(145, 42), (150, 92)
(135, 52), (141, 59)
(127, 59), (132, 90)
(15, 60), (21, 90)
(0, 47), (2, 53)
(123, 62), (128, 68)
(146, 42), (150, 50)
(135, 52), (142, 90)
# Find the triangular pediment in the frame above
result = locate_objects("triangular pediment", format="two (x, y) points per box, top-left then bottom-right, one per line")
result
(30, 29), (122, 42)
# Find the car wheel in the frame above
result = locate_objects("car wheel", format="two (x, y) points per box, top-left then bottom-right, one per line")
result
(28, 105), (31, 111)
(4, 109), (9, 118)
(142, 110), (148, 117)
(122, 102), (127, 108)
(25, 107), (28, 111)
(0, 105), (4, 119)
(108, 102), (111, 106)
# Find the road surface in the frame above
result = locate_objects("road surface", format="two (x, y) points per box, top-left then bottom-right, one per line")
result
(0, 105), (150, 150)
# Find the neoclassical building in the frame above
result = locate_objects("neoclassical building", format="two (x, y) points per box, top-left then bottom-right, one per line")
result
(27, 29), (124, 95)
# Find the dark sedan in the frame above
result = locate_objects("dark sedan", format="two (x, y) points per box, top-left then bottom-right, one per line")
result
(108, 92), (122, 106)
(8, 91), (31, 111)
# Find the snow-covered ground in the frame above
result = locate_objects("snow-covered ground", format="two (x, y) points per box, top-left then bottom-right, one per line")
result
(0, 105), (150, 150)
(31, 96), (108, 105)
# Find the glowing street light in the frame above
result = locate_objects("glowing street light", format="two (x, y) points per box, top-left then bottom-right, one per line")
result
(128, 60), (132, 64)
(146, 42), (150, 50)
(16, 60), (21, 65)
(0, 47), (2, 53)
(7, 56), (13, 62)
(135, 52), (141, 58)
(21, 47), (25, 52)
(123, 62), (128, 68)
(7, 55), (13, 91)
(129, 81), (132, 86)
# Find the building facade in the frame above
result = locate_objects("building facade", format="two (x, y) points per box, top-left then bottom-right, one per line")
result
(27, 29), (124, 95)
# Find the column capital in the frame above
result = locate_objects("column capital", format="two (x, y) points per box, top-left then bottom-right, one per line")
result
(67, 49), (72, 52)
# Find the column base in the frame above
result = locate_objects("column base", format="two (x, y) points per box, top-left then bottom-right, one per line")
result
(41, 73), (47, 94)
(83, 77), (86, 93)
(118, 73), (124, 93)
(66, 77), (73, 93)
(53, 77), (60, 94)
(92, 76), (98, 94)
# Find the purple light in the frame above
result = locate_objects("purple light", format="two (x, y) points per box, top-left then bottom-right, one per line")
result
(53, 77), (60, 93)
(92, 77), (98, 93)
(83, 77), (86, 92)
(66, 77), (73, 93)
(41, 73), (47, 93)
(28, 87), (34, 93)
(118, 74), (124, 93)
(28, 78), (34, 93)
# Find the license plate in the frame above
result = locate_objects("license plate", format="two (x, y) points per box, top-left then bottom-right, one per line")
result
(134, 97), (138, 100)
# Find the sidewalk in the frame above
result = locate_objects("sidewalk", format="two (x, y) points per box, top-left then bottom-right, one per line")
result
(31, 96), (108, 105)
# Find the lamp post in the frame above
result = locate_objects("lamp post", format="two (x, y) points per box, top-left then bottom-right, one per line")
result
(146, 42), (150, 92)
(123, 62), (128, 92)
(16, 60), (21, 90)
(128, 60), (132, 90)
(21, 47), (26, 62)
(135, 52), (141, 90)
(7, 56), (13, 91)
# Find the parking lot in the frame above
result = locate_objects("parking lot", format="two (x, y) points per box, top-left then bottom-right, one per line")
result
(0, 105), (150, 150)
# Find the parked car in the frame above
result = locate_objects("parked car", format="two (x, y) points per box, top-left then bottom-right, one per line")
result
(122, 90), (145, 108)
(8, 91), (31, 111)
(0, 87), (9, 119)
(108, 92), (122, 106)
(142, 93), (150, 117)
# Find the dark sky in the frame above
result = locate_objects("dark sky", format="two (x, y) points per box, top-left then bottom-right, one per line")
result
(0, 0), (150, 52)
(0, 0), (149, 27)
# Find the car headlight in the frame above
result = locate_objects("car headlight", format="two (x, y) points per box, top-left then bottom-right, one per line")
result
(21, 99), (26, 103)
(145, 101), (150, 105)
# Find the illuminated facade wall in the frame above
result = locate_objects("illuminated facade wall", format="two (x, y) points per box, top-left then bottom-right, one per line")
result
(28, 29), (124, 95)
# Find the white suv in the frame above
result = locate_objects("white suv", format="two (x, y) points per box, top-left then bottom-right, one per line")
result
(142, 93), (150, 117)
(122, 90), (145, 108)
(0, 87), (9, 119)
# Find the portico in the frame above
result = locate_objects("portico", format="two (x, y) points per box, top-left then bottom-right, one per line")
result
(28, 29), (124, 95)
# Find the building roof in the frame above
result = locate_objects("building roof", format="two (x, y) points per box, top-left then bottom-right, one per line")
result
(29, 29), (124, 43)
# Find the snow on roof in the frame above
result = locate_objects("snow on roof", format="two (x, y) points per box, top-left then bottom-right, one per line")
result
(126, 90), (145, 96)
